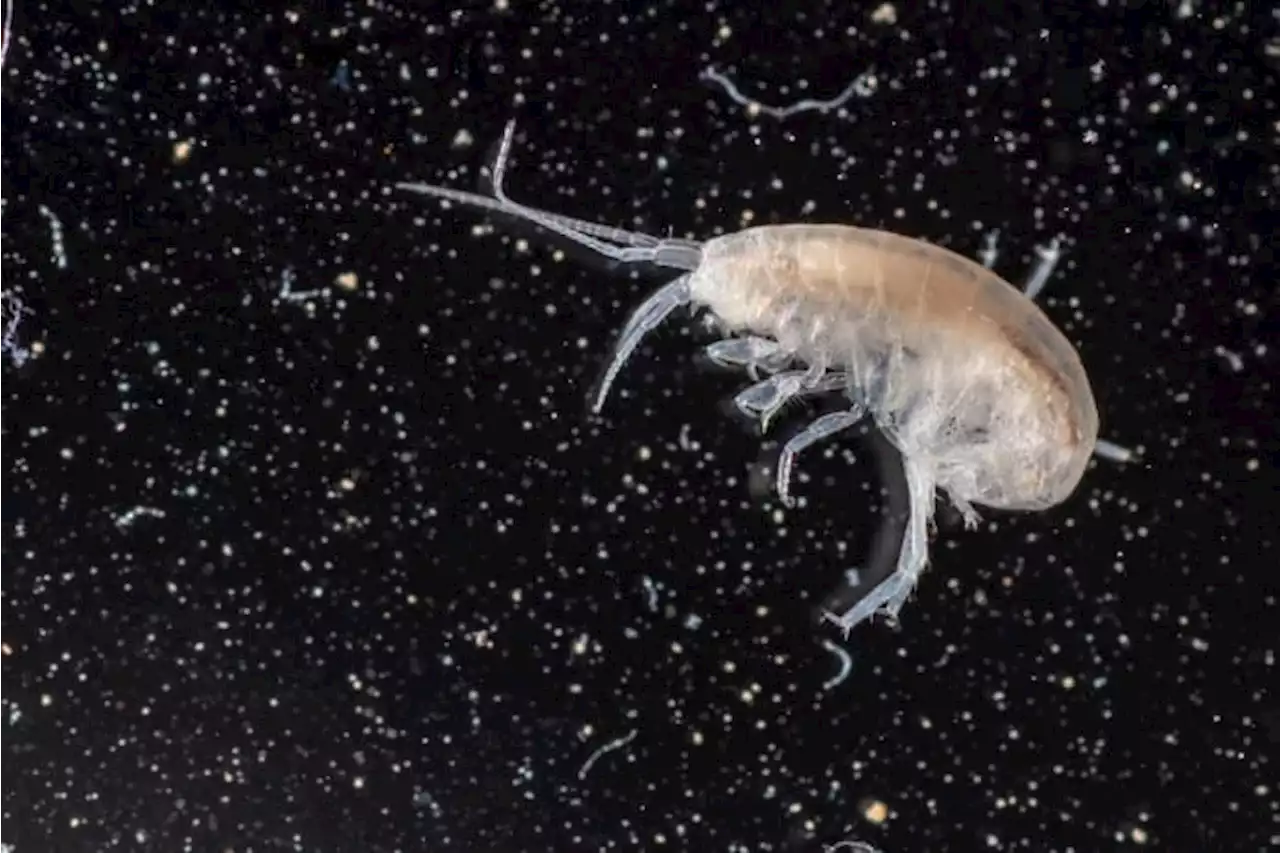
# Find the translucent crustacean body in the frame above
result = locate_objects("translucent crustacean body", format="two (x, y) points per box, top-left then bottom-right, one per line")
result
(396, 121), (1113, 633)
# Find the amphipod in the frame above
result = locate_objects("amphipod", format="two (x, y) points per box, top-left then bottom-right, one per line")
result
(396, 122), (1101, 633)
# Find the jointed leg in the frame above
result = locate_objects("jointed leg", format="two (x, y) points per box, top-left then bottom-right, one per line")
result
(732, 369), (850, 432)
(822, 456), (937, 634)
(703, 336), (794, 378)
(947, 493), (982, 529)
(776, 406), (865, 507)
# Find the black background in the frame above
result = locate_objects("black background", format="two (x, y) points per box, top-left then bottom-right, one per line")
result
(2, 1), (1275, 851)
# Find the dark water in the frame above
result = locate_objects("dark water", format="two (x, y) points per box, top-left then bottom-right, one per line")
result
(2, 2), (1274, 850)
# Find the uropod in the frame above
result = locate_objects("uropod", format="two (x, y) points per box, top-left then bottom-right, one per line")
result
(397, 121), (1112, 633)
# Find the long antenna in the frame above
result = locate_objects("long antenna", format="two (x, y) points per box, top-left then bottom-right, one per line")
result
(394, 121), (702, 271)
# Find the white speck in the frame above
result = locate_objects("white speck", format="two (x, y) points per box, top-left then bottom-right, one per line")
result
(1214, 345), (1244, 372)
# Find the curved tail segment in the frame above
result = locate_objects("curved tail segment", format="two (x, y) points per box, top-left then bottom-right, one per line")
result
(395, 120), (703, 272)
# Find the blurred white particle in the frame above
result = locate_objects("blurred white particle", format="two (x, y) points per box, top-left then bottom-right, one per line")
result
(640, 576), (659, 611)
(1214, 345), (1243, 372)
(1, 290), (33, 366)
(870, 3), (897, 24)
(578, 729), (638, 780)
(677, 423), (698, 451)
(38, 205), (68, 268)
(278, 268), (327, 304)
(821, 638), (853, 689)
(115, 506), (166, 528)
(701, 66), (877, 120)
